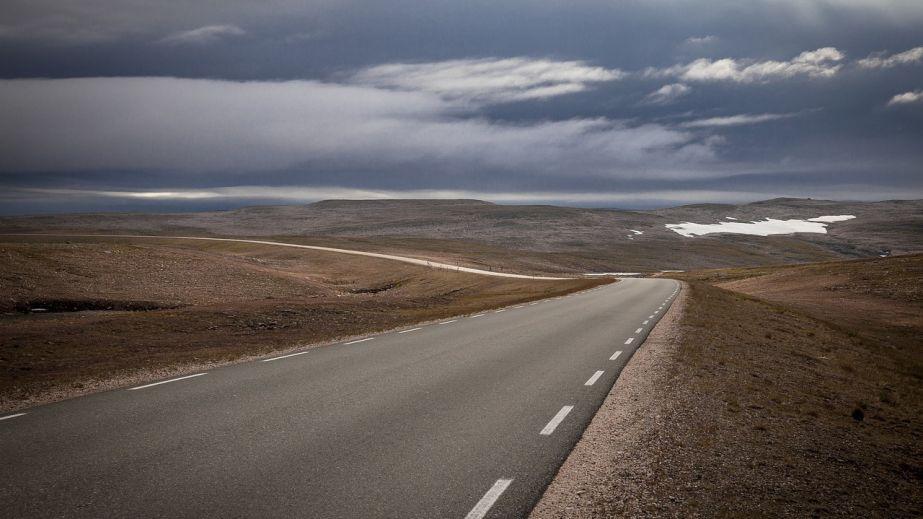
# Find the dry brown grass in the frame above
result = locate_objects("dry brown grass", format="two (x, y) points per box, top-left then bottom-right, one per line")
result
(0, 236), (604, 411)
(535, 254), (922, 517)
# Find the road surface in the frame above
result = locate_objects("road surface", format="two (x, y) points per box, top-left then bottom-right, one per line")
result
(1, 278), (679, 518)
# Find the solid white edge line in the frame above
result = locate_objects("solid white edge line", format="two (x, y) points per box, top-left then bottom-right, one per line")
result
(584, 370), (605, 386)
(609, 350), (622, 361)
(465, 478), (514, 519)
(635, 327), (643, 334)
(540, 405), (575, 435)
(438, 319), (457, 325)
(262, 351), (309, 362)
(398, 327), (422, 334)
(345, 337), (374, 345)
(127, 373), (207, 391)
(470, 314), (486, 318)
(624, 337), (635, 345)
(0, 413), (26, 421)
(494, 309), (506, 313)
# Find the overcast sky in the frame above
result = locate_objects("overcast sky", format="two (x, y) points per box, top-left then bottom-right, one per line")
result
(1, 0), (922, 214)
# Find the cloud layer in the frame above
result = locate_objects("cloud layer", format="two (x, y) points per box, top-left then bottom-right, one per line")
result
(858, 47), (923, 69)
(888, 90), (923, 106)
(1, 1), (922, 212)
(644, 83), (691, 105)
(648, 47), (845, 83)
(158, 25), (246, 45)
(680, 113), (799, 128)
(0, 76), (714, 179)
(351, 58), (624, 104)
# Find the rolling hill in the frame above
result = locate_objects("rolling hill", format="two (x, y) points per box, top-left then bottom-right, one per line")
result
(1, 198), (920, 273)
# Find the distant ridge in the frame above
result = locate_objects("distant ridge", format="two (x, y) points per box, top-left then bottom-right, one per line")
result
(309, 199), (494, 209)
(1, 198), (920, 272)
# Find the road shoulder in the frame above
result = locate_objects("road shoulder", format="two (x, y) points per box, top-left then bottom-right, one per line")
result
(530, 281), (688, 518)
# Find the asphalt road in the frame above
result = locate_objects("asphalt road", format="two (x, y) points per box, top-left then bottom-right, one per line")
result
(1, 277), (679, 518)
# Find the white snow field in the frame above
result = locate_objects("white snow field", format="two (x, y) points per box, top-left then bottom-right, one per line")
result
(666, 215), (856, 237)
(806, 215), (857, 223)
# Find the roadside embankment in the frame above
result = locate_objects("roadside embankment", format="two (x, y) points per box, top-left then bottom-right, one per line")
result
(533, 254), (922, 517)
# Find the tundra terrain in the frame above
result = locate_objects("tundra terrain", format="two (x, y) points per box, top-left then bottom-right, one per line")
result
(2, 198), (920, 273)
(0, 235), (602, 411)
(534, 254), (923, 517)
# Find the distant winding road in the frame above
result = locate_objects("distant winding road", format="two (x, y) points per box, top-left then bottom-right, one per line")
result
(1, 234), (569, 280)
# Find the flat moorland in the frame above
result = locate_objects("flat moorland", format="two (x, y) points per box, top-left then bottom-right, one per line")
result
(0, 236), (604, 411)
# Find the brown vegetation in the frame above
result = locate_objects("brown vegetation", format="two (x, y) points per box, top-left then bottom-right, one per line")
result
(3, 197), (920, 272)
(534, 254), (922, 517)
(0, 236), (604, 411)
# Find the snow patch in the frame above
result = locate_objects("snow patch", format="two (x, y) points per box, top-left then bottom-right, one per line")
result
(586, 272), (642, 277)
(629, 229), (643, 235)
(807, 215), (856, 223)
(725, 216), (737, 220)
(666, 215), (856, 237)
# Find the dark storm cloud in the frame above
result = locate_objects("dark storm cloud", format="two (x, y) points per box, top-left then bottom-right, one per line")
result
(0, 0), (921, 214)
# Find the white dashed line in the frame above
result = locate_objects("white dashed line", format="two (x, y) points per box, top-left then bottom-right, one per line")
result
(609, 350), (622, 361)
(465, 479), (513, 519)
(635, 327), (643, 334)
(624, 337), (635, 345)
(398, 327), (422, 334)
(642, 320), (649, 325)
(345, 337), (374, 345)
(648, 315), (655, 319)
(540, 405), (574, 435)
(438, 319), (457, 325)
(263, 351), (309, 362)
(0, 413), (26, 421)
(470, 313), (486, 319)
(584, 370), (605, 386)
(128, 373), (207, 391)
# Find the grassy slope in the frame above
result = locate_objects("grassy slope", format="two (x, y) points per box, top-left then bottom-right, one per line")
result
(666, 255), (922, 515)
(0, 236), (604, 411)
(536, 254), (922, 517)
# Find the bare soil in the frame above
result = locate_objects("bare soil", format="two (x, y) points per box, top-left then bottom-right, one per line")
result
(0, 236), (604, 412)
(533, 254), (923, 517)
